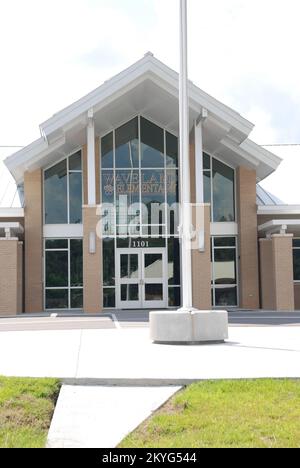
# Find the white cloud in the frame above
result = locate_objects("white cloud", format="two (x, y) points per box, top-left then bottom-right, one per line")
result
(260, 145), (300, 204)
(246, 107), (278, 144)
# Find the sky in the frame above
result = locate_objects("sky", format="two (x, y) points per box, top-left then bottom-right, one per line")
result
(0, 0), (300, 202)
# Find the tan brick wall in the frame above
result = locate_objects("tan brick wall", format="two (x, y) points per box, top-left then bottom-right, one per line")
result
(259, 239), (275, 310)
(0, 239), (23, 316)
(17, 242), (23, 313)
(294, 283), (300, 310)
(192, 204), (212, 310)
(236, 167), (260, 309)
(24, 170), (43, 313)
(272, 235), (294, 311)
(83, 206), (103, 313)
(189, 135), (212, 309)
(259, 235), (295, 311)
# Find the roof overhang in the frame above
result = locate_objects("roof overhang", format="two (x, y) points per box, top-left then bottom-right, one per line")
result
(0, 207), (24, 218)
(258, 205), (300, 216)
(4, 53), (282, 184)
(0, 222), (24, 238)
(258, 219), (300, 237)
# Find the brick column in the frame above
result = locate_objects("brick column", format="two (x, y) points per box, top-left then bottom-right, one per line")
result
(24, 169), (43, 313)
(192, 204), (212, 310)
(236, 167), (260, 309)
(83, 206), (102, 313)
(259, 234), (294, 311)
(0, 239), (23, 316)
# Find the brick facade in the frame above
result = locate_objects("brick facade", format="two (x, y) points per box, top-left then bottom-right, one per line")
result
(236, 167), (260, 309)
(259, 235), (295, 311)
(0, 239), (23, 316)
(24, 169), (43, 313)
(83, 206), (103, 313)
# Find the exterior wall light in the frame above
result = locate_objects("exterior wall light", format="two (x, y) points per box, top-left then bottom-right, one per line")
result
(89, 232), (96, 254)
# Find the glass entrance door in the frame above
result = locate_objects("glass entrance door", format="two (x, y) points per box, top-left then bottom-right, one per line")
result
(116, 248), (167, 309)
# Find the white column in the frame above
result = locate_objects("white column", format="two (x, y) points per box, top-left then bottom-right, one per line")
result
(87, 109), (96, 206)
(195, 121), (204, 205)
(195, 120), (204, 252)
(179, 0), (193, 310)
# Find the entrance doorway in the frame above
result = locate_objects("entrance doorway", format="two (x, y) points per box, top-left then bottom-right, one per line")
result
(116, 248), (167, 309)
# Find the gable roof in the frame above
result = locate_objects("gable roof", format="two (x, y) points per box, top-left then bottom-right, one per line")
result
(5, 53), (282, 183)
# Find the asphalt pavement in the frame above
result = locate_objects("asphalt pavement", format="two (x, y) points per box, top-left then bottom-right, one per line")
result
(0, 310), (300, 332)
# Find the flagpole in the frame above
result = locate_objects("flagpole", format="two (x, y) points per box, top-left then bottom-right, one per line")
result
(179, 0), (193, 311)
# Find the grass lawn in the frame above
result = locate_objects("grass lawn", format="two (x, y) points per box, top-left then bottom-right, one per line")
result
(0, 377), (60, 448)
(120, 380), (300, 448)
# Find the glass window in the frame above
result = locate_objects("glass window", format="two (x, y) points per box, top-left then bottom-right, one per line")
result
(71, 289), (83, 309)
(145, 284), (163, 301)
(103, 238), (115, 286)
(293, 249), (300, 281)
(212, 159), (235, 222)
(214, 249), (236, 285)
(103, 288), (116, 308)
(168, 238), (181, 285)
(144, 254), (163, 279)
(204, 171), (211, 204)
(102, 171), (115, 204)
(203, 153), (211, 170)
(215, 287), (237, 307)
(211, 237), (238, 307)
(168, 287), (181, 307)
(120, 254), (139, 279)
(45, 239), (83, 310)
(293, 239), (300, 248)
(167, 170), (179, 206)
(166, 132), (178, 167)
(101, 132), (114, 168)
(46, 251), (68, 287)
(141, 170), (165, 226)
(214, 237), (236, 247)
(69, 151), (82, 171)
(141, 117), (164, 167)
(46, 290), (68, 310)
(44, 160), (68, 224)
(121, 284), (139, 302)
(70, 240), (83, 287)
(100, 116), (181, 308)
(115, 118), (139, 168)
(45, 239), (68, 250)
(69, 172), (82, 224)
(44, 152), (83, 225)
(203, 154), (235, 223)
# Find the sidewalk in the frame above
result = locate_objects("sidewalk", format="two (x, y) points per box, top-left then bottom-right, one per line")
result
(0, 326), (299, 382)
(47, 385), (180, 448)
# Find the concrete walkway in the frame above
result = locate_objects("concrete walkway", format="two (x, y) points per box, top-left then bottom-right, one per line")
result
(1, 325), (299, 449)
(47, 385), (180, 448)
(0, 326), (300, 382)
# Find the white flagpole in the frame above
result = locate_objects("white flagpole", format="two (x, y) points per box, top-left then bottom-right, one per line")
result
(179, 0), (193, 311)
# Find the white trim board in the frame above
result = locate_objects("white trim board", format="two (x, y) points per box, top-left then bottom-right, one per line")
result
(210, 223), (238, 237)
(0, 208), (24, 218)
(43, 225), (83, 239)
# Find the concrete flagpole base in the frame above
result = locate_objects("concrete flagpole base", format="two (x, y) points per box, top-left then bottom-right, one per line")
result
(150, 310), (229, 345)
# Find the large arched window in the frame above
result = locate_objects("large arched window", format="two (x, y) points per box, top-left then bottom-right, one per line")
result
(203, 153), (235, 222)
(44, 151), (83, 224)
